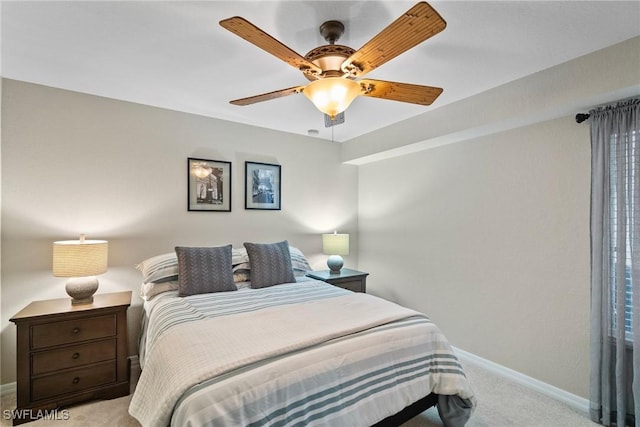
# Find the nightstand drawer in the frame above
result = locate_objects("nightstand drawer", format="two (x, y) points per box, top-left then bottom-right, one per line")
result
(31, 361), (116, 401)
(32, 339), (117, 375)
(335, 280), (364, 293)
(307, 269), (368, 293)
(31, 314), (116, 349)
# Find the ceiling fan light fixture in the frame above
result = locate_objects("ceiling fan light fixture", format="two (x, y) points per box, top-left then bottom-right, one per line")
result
(221, 2), (447, 119)
(303, 77), (360, 119)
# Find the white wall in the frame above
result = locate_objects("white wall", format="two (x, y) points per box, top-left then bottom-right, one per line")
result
(0, 79), (358, 384)
(358, 116), (591, 397)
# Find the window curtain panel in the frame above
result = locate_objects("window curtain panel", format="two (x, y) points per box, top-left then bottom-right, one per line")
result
(590, 97), (640, 427)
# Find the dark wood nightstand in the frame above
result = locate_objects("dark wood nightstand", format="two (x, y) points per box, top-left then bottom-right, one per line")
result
(9, 291), (131, 425)
(306, 268), (369, 293)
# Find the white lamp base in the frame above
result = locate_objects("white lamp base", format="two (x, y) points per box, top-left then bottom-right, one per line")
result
(65, 277), (99, 305)
(327, 255), (344, 273)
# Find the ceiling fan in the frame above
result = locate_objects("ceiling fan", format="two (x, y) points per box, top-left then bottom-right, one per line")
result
(219, 2), (446, 121)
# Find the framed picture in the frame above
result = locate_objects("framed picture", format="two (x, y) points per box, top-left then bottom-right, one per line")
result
(188, 158), (231, 212)
(245, 161), (281, 210)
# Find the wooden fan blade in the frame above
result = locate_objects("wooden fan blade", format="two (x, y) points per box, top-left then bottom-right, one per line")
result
(220, 17), (322, 78)
(230, 86), (306, 106)
(359, 79), (443, 105)
(342, 2), (446, 77)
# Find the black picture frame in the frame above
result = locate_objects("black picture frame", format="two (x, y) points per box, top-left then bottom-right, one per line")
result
(188, 158), (232, 212)
(245, 161), (281, 210)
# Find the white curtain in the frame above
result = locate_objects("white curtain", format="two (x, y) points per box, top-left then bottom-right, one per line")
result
(590, 98), (640, 427)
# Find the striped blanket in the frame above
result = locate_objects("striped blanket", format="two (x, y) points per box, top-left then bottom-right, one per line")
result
(129, 280), (474, 426)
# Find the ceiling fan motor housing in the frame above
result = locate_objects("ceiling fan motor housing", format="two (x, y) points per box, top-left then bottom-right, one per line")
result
(300, 20), (357, 81)
(304, 44), (356, 80)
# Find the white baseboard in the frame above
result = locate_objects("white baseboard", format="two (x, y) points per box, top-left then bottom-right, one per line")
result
(452, 346), (589, 415)
(0, 382), (16, 397)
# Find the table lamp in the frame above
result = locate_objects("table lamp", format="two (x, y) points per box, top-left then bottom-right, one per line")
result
(53, 234), (108, 305)
(322, 232), (349, 273)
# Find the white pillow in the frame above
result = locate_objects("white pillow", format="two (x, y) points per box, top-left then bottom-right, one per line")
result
(140, 280), (178, 300)
(232, 248), (249, 265)
(289, 246), (312, 276)
(136, 252), (178, 284)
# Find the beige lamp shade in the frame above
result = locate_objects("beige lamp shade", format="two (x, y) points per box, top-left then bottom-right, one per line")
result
(322, 232), (349, 256)
(53, 238), (108, 277)
(322, 232), (349, 273)
(303, 77), (361, 120)
(53, 235), (108, 305)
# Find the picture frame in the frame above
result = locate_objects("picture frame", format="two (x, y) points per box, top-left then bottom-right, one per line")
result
(188, 157), (232, 212)
(245, 161), (281, 210)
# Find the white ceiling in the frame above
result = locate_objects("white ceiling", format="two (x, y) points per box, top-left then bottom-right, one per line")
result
(2, 1), (639, 142)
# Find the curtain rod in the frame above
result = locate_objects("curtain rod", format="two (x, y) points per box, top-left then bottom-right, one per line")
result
(576, 97), (640, 124)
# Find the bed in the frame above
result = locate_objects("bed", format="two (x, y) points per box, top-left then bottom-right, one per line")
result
(128, 242), (475, 426)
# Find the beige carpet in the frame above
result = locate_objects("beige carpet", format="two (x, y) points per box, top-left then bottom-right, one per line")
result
(1, 357), (598, 427)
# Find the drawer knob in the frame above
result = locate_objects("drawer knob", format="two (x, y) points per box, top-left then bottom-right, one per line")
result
(72, 327), (80, 334)
(72, 352), (80, 359)
(72, 377), (80, 384)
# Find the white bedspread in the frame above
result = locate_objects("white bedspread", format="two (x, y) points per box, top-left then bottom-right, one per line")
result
(129, 293), (425, 427)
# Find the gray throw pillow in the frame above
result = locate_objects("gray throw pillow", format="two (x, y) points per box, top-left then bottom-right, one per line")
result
(243, 240), (295, 288)
(175, 245), (237, 296)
